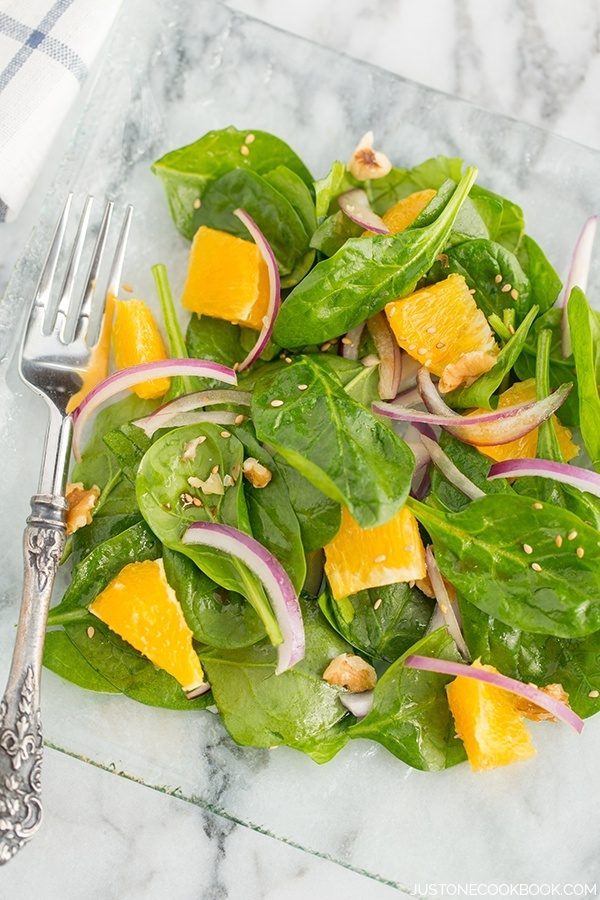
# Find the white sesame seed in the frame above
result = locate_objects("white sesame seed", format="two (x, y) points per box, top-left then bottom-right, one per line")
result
(374, 554), (386, 563)
(501, 283), (512, 293)
(424, 358), (432, 368)
(436, 341), (446, 350)
(555, 534), (563, 548)
(87, 626), (95, 639)
(417, 347), (428, 356)
(510, 288), (519, 300)
(533, 502), (543, 510)
(494, 274), (503, 284)
(523, 543), (533, 554)
(211, 465), (219, 474)
(245, 133), (255, 144)
(568, 530), (578, 541)
(298, 384), (308, 391)
(192, 497), (202, 507)
(284, 356), (292, 364)
(469, 288), (476, 295)
(589, 689), (599, 698)
(341, 337), (353, 345)
(270, 399), (284, 407)
(408, 343), (417, 351)
(320, 342), (332, 352)
(240, 145), (250, 156)
(193, 198), (202, 209)
(576, 546), (585, 558)
(426, 325), (436, 334)
(220, 430), (231, 439)
(404, 545), (414, 553)
(373, 598), (382, 610)
(122, 282), (134, 293)
(234, 414), (245, 425)
(531, 562), (542, 572)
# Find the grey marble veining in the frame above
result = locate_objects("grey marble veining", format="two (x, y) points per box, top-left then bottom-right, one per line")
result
(1, 1), (600, 897)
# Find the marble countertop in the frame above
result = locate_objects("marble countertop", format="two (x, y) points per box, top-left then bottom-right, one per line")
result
(1, 1), (599, 897)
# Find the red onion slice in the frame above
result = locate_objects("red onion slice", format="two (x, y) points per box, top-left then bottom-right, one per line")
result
(411, 368), (571, 446)
(338, 189), (390, 235)
(396, 352), (420, 393)
(342, 322), (365, 360)
(233, 208), (281, 373)
(488, 458), (600, 498)
(133, 389), (251, 437)
(561, 216), (598, 358)
(71, 359), (237, 461)
(419, 433), (485, 500)
(425, 546), (470, 660)
(405, 655), (584, 733)
(183, 522), (304, 674)
(366, 312), (402, 400)
(340, 691), (374, 719)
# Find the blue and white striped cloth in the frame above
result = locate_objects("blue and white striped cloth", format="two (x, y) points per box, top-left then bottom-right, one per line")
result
(0, 0), (121, 221)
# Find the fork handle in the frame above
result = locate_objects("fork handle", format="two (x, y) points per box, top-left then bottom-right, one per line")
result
(0, 493), (67, 864)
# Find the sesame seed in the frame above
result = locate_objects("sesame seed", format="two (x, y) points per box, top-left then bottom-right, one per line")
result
(426, 325), (436, 334)
(298, 384), (308, 391)
(270, 399), (284, 407)
(284, 356), (292, 364)
(568, 530), (578, 541)
(404, 545), (414, 553)
(193, 198), (202, 209)
(122, 282), (134, 293)
(510, 288), (519, 300)
(87, 626), (95, 639)
(469, 288), (476, 295)
(240, 145), (250, 156)
(220, 430), (231, 439)
(436, 341), (446, 350)
(531, 562), (542, 572)
(424, 358), (432, 368)
(211, 465), (219, 474)
(533, 502), (543, 510)
(417, 347), (428, 356)
(233, 414), (244, 426)
(408, 343), (417, 351)
(373, 598), (382, 610)
(192, 497), (203, 507)
(245, 133), (255, 144)
(577, 546), (585, 558)
(523, 543), (533, 554)
(341, 337), (353, 345)
(374, 554), (386, 563)
(320, 342), (332, 352)
(589, 689), (599, 699)
(494, 274), (503, 284)
(555, 534), (563, 548)
(501, 283), (512, 293)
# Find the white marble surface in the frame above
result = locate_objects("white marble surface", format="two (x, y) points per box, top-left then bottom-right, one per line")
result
(1, 1), (600, 898)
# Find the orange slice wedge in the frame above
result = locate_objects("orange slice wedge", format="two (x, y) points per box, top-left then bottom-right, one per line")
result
(112, 298), (170, 399)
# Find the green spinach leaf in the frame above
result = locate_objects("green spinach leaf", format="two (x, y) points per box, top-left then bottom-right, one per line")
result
(517, 234), (562, 313)
(275, 456), (341, 552)
(310, 210), (362, 257)
(568, 287), (600, 469)
(43, 630), (120, 693)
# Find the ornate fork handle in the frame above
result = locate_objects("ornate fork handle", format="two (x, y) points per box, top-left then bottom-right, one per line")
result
(0, 495), (66, 864)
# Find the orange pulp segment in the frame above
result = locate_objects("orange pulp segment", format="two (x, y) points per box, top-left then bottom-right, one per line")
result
(473, 378), (578, 463)
(66, 291), (115, 413)
(446, 661), (536, 771)
(181, 225), (269, 331)
(89, 559), (205, 693)
(112, 298), (170, 399)
(381, 189), (437, 233)
(324, 506), (426, 600)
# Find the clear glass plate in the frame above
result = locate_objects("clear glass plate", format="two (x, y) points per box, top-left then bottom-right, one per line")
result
(1, 0), (599, 890)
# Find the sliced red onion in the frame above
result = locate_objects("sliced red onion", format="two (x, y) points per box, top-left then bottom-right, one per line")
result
(133, 389), (251, 437)
(72, 359), (237, 461)
(233, 208), (281, 372)
(366, 313), (402, 400)
(412, 368), (571, 446)
(342, 322), (365, 360)
(404, 424), (434, 499)
(396, 352), (420, 393)
(340, 690), (374, 719)
(561, 216), (598, 358)
(425, 546), (470, 660)
(488, 458), (600, 498)
(183, 522), (304, 674)
(405, 655), (584, 733)
(338, 189), (389, 235)
(419, 433), (485, 500)
(144, 410), (239, 432)
(393, 385), (422, 407)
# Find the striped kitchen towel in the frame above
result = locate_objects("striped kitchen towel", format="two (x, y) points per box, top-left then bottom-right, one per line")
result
(0, 0), (121, 221)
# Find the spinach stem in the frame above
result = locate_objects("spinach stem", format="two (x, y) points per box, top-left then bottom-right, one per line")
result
(47, 607), (90, 626)
(535, 328), (563, 462)
(151, 263), (193, 398)
(488, 314), (511, 342)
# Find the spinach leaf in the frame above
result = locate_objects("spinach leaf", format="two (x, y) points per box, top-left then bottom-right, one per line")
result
(427, 239), (531, 320)
(43, 630), (120, 693)
(460, 601), (600, 719)
(162, 548), (264, 648)
(445, 304), (538, 409)
(318, 582), (434, 661)
(517, 234), (562, 313)
(314, 160), (352, 219)
(194, 168), (310, 278)
(310, 210), (361, 257)
(412, 181), (488, 246)
(103, 423), (150, 485)
(136, 423), (281, 644)
(273, 167), (477, 348)
(568, 287), (600, 470)
(316, 354), (380, 406)
(252, 356), (414, 528)
(263, 165), (316, 237)
(349, 628), (465, 771)
(469, 185), (524, 252)
(407, 495), (600, 638)
(187, 314), (246, 368)
(201, 600), (351, 763)
(428, 432), (513, 512)
(275, 456), (341, 552)
(152, 126), (312, 240)
(71, 476), (141, 565)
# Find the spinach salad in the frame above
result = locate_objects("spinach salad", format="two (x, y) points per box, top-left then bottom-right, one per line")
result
(45, 127), (600, 772)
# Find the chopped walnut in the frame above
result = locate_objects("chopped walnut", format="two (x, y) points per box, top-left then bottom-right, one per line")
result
(515, 683), (570, 722)
(187, 472), (224, 495)
(438, 350), (497, 393)
(65, 482), (100, 535)
(323, 653), (377, 692)
(242, 457), (272, 489)
(347, 131), (392, 181)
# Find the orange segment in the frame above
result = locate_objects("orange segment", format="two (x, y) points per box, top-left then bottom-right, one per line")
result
(446, 661), (536, 771)
(473, 379), (578, 463)
(89, 559), (205, 693)
(181, 225), (269, 331)
(324, 506), (426, 600)
(385, 274), (497, 376)
(66, 291), (115, 413)
(112, 299), (170, 399)
(382, 189), (437, 233)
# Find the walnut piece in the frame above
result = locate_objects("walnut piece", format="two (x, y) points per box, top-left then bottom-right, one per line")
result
(65, 482), (100, 535)
(187, 472), (224, 495)
(515, 683), (570, 722)
(242, 457), (272, 489)
(347, 131), (392, 181)
(438, 350), (497, 394)
(322, 653), (377, 692)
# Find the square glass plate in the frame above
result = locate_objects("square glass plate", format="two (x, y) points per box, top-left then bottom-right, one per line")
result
(1, 0), (599, 890)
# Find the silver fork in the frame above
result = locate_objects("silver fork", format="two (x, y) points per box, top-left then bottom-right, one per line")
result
(0, 196), (133, 865)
